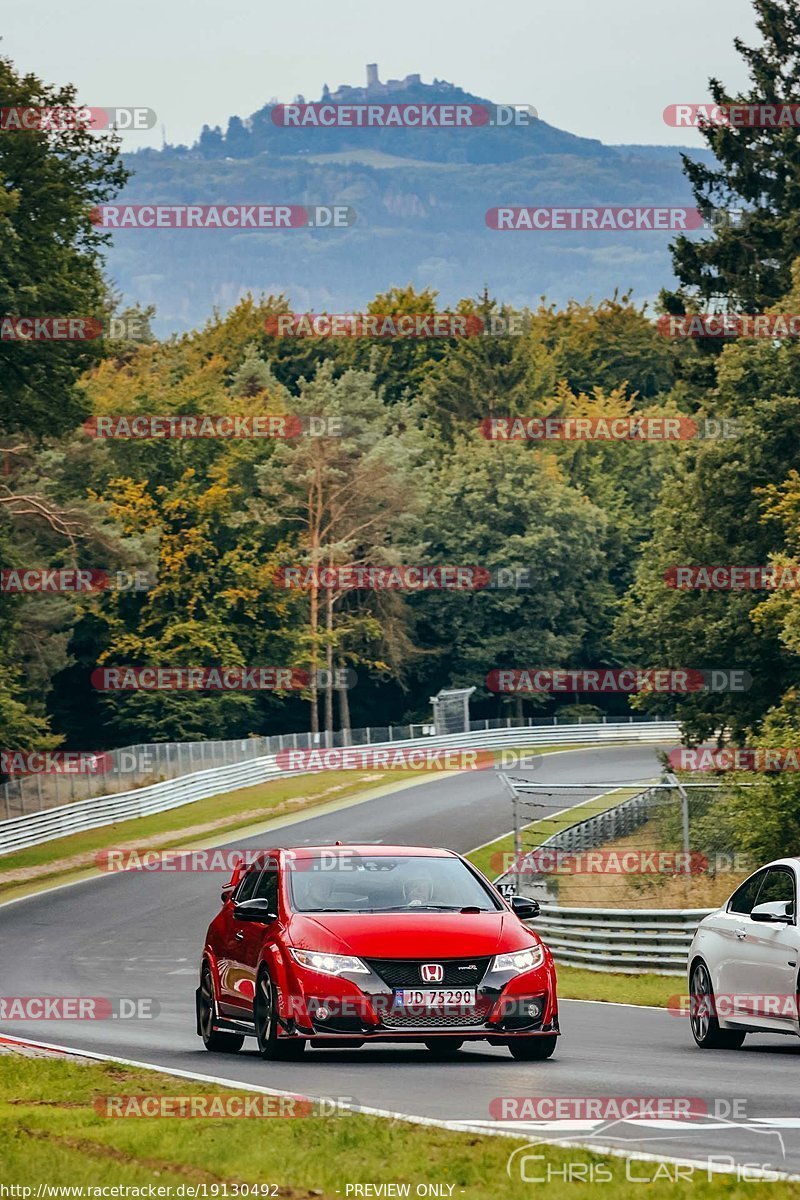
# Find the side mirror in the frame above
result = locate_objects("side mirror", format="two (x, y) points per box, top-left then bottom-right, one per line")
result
(222, 860), (247, 905)
(234, 898), (278, 923)
(511, 895), (540, 921)
(751, 900), (793, 924)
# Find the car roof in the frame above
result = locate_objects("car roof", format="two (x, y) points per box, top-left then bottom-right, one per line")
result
(728, 857), (800, 881)
(276, 844), (457, 860)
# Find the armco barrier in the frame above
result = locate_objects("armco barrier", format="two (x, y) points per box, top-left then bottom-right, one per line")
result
(533, 905), (712, 975)
(1, 713), (677, 818)
(0, 721), (680, 857)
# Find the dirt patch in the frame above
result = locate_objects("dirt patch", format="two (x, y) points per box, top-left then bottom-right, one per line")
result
(0, 1038), (96, 1063)
(547, 823), (747, 909)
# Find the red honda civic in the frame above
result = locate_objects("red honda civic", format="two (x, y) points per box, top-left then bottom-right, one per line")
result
(196, 844), (559, 1059)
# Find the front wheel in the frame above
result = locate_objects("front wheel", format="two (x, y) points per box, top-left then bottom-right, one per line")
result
(508, 1035), (557, 1061)
(254, 967), (306, 1060)
(689, 960), (746, 1049)
(198, 965), (244, 1054)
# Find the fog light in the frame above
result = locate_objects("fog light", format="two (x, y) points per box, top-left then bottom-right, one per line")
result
(527, 1001), (542, 1018)
(316, 1007), (329, 1021)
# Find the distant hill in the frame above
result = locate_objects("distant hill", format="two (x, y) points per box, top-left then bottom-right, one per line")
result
(109, 68), (714, 335)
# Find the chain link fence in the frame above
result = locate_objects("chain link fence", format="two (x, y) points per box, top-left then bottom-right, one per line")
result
(494, 780), (740, 973)
(498, 775), (750, 909)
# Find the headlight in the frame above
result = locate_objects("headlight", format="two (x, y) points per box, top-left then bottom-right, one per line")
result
(290, 949), (369, 976)
(492, 945), (545, 974)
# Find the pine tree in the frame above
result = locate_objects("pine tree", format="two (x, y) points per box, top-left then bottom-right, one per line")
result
(230, 344), (275, 397)
(669, 0), (800, 312)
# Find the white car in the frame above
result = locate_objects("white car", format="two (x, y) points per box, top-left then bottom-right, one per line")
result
(687, 857), (799, 1048)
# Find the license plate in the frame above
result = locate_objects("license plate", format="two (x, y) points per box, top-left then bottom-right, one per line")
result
(395, 988), (476, 1006)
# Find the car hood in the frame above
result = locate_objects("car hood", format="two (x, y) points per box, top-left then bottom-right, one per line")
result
(287, 911), (540, 957)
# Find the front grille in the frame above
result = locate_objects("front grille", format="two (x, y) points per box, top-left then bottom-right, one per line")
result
(365, 956), (492, 989)
(381, 1001), (492, 1029)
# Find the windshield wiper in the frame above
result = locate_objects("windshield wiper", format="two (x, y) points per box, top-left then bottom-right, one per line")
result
(304, 905), (494, 914)
(356, 905), (493, 913)
(409, 904), (493, 911)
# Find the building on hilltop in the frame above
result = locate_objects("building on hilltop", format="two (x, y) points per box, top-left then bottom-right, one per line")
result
(328, 65), (448, 103)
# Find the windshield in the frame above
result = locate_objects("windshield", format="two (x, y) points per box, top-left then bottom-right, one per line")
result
(287, 854), (502, 914)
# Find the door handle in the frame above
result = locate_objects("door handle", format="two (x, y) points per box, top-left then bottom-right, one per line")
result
(735, 927), (747, 939)
(234, 931), (245, 941)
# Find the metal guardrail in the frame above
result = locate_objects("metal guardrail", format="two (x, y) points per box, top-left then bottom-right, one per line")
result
(0, 720), (680, 858)
(534, 905), (712, 975)
(1, 713), (672, 818)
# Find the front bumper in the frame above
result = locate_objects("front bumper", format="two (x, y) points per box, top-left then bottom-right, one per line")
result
(276, 955), (560, 1041)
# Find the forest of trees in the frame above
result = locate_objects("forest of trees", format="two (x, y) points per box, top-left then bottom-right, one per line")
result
(4, 0), (800, 862)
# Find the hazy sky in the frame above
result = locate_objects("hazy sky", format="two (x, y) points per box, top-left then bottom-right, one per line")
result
(7, 0), (756, 150)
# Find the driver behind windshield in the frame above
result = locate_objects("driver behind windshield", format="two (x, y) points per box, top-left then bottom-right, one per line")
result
(403, 877), (435, 907)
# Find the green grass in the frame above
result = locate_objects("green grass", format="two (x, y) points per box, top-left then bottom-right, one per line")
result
(0, 1054), (793, 1195)
(467, 784), (646, 879)
(556, 964), (682, 1007)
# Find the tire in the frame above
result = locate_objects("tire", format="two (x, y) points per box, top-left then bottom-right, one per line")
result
(508, 1035), (557, 1061)
(689, 960), (746, 1050)
(254, 966), (306, 1060)
(198, 964), (244, 1054)
(424, 1038), (464, 1057)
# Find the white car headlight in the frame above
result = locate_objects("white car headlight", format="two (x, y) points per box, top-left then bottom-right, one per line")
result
(290, 949), (370, 976)
(492, 945), (545, 974)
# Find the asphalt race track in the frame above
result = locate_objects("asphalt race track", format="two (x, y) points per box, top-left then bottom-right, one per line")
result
(2, 744), (799, 1178)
